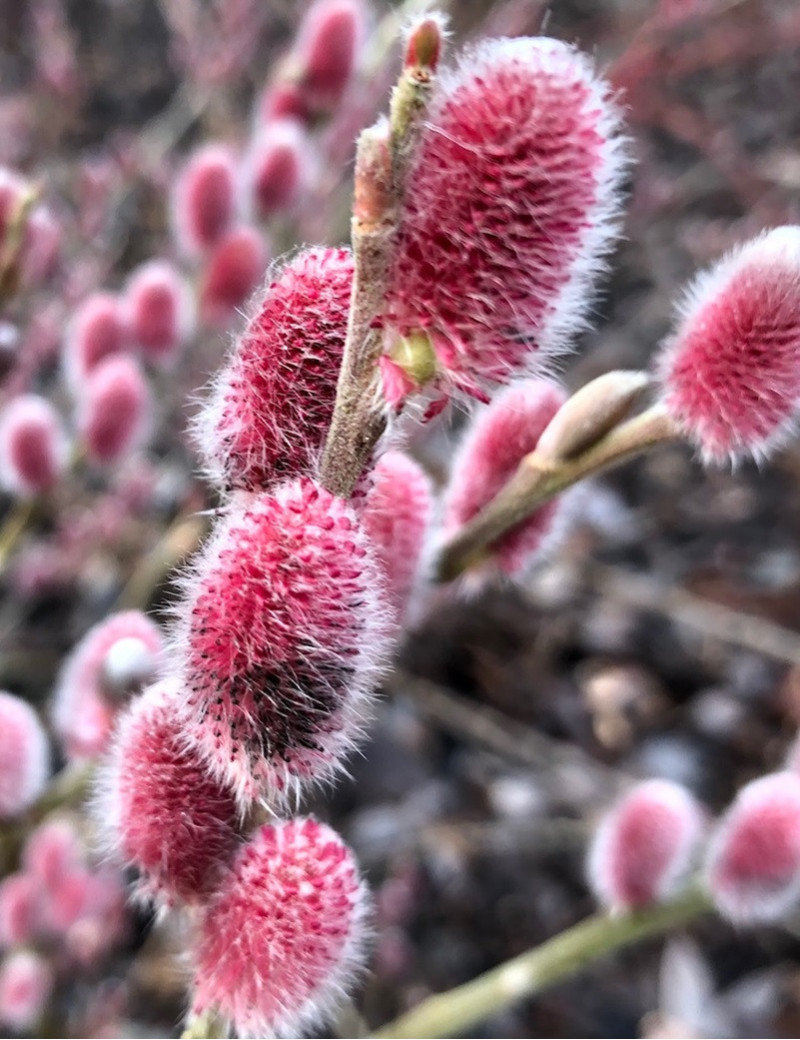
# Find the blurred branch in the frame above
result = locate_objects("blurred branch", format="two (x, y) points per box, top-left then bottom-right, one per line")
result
(370, 885), (711, 1038)
(0, 761), (94, 872)
(390, 671), (629, 801)
(588, 562), (800, 668)
(0, 498), (36, 573)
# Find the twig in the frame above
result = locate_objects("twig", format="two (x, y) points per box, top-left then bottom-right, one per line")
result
(435, 403), (680, 582)
(370, 885), (712, 1038)
(588, 561), (800, 668)
(116, 512), (209, 611)
(0, 498), (36, 573)
(390, 671), (629, 801)
(0, 761), (94, 872)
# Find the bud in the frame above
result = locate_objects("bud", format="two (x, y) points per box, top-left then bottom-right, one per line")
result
(0, 691), (49, 818)
(655, 227), (800, 465)
(383, 37), (626, 404)
(77, 355), (152, 464)
(51, 610), (163, 760)
(0, 951), (52, 1030)
(0, 393), (68, 497)
(588, 780), (704, 911)
(63, 292), (129, 394)
(0, 873), (38, 947)
(190, 817), (370, 1039)
(294, 0), (365, 114)
(172, 477), (394, 806)
(362, 451), (433, 621)
(706, 771), (800, 924)
(124, 259), (195, 365)
(535, 370), (651, 463)
(199, 225), (269, 328)
(243, 119), (308, 218)
(442, 380), (567, 580)
(98, 680), (239, 905)
(403, 15), (445, 72)
(172, 143), (238, 257)
(194, 246), (352, 492)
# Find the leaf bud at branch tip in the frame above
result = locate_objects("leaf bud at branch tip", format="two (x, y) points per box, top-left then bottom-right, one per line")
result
(403, 15), (446, 76)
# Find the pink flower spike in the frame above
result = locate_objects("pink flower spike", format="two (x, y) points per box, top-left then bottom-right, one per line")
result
(51, 610), (163, 760)
(124, 259), (194, 365)
(63, 292), (129, 394)
(96, 679), (239, 906)
(441, 380), (567, 582)
(172, 143), (238, 257)
(199, 225), (269, 328)
(363, 451), (433, 622)
(0, 691), (49, 819)
(0, 394), (68, 498)
(194, 246), (352, 492)
(655, 226), (800, 465)
(77, 354), (152, 465)
(383, 37), (627, 401)
(172, 477), (394, 807)
(0, 951), (52, 1031)
(588, 779), (704, 911)
(0, 873), (38, 947)
(244, 119), (308, 218)
(190, 817), (370, 1039)
(294, 0), (365, 114)
(706, 771), (800, 924)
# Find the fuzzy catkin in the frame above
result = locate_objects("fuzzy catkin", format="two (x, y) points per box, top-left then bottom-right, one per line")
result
(171, 477), (395, 808)
(383, 36), (627, 402)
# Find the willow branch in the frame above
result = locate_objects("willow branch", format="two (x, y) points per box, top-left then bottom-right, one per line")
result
(435, 403), (681, 582)
(370, 885), (711, 1039)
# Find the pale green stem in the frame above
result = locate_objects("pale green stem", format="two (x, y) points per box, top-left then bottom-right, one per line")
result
(435, 403), (681, 582)
(371, 886), (712, 1039)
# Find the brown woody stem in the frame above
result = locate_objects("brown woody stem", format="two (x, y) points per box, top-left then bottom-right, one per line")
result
(435, 403), (681, 582)
(319, 126), (395, 498)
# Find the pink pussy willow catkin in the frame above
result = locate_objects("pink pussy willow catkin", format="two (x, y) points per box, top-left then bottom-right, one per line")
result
(171, 477), (395, 808)
(382, 36), (627, 403)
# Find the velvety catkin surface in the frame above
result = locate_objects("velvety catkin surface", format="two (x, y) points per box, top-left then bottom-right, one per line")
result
(4, 0), (800, 1037)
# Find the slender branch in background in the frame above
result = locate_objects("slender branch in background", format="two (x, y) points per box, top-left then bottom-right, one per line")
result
(588, 561), (800, 668)
(0, 498), (36, 573)
(0, 185), (39, 303)
(435, 402), (680, 582)
(370, 885), (712, 1039)
(392, 671), (629, 800)
(0, 761), (94, 873)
